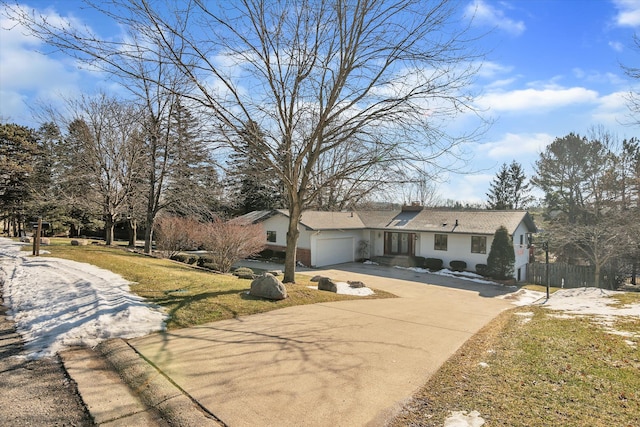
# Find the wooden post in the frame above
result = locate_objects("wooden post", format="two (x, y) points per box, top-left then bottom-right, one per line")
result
(34, 217), (42, 256)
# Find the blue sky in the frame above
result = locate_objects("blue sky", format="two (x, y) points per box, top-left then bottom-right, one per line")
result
(2, 0), (640, 204)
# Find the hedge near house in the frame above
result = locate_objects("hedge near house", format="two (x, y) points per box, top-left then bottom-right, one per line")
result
(487, 225), (515, 280)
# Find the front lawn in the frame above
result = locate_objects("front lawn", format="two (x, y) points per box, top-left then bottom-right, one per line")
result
(34, 239), (394, 329)
(390, 305), (640, 427)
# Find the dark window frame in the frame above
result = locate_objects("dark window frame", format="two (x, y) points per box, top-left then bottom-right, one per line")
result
(266, 230), (277, 243)
(434, 234), (448, 251)
(471, 235), (487, 254)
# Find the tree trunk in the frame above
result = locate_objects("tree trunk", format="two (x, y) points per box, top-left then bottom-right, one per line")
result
(283, 203), (302, 283)
(105, 214), (115, 245)
(144, 210), (155, 253)
(594, 263), (601, 289)
(128, 218), (137, 247)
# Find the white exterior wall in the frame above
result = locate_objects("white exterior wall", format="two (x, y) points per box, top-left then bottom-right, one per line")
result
(261, 215), (291, 247)
(512, 222), (531, 281)
(419, 232), (490, 271)
(370, 230), (385, 258)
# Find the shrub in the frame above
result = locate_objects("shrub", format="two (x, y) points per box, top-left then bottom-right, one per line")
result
(450, 260), (467, 272)
(259, 248), (274, 259)
(475, 263), (489, 276)
(199, 218), (266, 273)
(186, 255), (199, 265)
(200, 262), (219, 271)
(155, 216), (201, 258)
(233, 267), (255, 279)
(411, 256), (426, 268)
(197, 256), (214, 267)
(487, 225), (515, 280)
(425, 258), (443, 270)
(170, 253), (190, 263)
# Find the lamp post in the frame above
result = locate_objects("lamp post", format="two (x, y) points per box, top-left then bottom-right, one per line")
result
(541, 241), (549, 299)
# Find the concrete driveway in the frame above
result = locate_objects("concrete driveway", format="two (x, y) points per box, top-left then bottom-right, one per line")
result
(129, 263), (514, 426)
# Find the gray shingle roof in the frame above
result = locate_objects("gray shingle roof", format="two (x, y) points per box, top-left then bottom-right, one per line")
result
(236, 208), (537, 235)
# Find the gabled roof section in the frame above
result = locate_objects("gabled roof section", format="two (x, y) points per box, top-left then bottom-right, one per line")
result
(235, 208), (537, 235)
(393, 210), (537, 235)
(295, 210), (366, 230)
(231, 210), (280, 225)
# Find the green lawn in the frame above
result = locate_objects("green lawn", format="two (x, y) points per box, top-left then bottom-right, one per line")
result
(32, 238), (395, 329)
(390, 305), (640, 427)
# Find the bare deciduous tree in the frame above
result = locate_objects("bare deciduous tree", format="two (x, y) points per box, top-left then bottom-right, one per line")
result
(154, 215), (201, 258)
(200, 218), (265, 273)
(135, 0), (483, 281)
(7, 0), (485, 282)
(47, 94), (146, 245)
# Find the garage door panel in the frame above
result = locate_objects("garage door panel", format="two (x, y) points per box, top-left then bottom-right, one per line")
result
(316, 237), (354, 266)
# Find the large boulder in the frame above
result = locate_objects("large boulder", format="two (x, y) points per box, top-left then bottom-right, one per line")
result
(71, 239), (89, 246)
(250, 273), (288, 300)
(318, 277), (338, 293)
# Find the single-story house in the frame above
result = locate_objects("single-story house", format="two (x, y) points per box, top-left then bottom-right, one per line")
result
(238, 205), (537, 281)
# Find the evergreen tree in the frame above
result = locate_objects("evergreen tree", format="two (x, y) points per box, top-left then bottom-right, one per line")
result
(486, 163), (511, 210)
(0, 123), (39, 236)
(486, 225), (515, 280)
(486, 160), (532, 210)
(226, 120), (283, 214)
(164, 100), (221, 220)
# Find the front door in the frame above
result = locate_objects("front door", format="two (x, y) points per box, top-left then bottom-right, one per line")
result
(384, 232), (415, 256)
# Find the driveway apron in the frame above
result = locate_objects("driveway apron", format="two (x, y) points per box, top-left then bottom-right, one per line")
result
(129, 264), (513, 426)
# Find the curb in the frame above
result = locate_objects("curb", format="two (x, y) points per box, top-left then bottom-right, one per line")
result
(96, 339), (223, 427)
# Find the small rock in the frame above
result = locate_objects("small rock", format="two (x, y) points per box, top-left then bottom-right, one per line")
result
(268, 270), (282, 277)
(318, 277), (338, 293)
(71, 239), (89, 246)
(348, 280), (366, 288)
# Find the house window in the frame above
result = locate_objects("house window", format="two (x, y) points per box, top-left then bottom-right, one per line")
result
(519, 234), (524, 245)
(266, 231), (276, 243)
(471, 236), (486, 254)
(434, 234), (448, 251)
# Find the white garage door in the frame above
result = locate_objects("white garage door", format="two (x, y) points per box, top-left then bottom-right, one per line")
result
(315, 237), (354, 267)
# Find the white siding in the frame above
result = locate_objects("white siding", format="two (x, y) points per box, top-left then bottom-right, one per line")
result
(419, 232), (489, 271)
(512, 221), (531, 281)
(261, 215), (290, 247)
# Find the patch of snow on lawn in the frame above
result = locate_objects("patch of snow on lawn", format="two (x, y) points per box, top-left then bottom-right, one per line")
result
(0, 238), (166, 359)
(307, 282), (375, 296)
(543, 287), (640, 317)
(498, 289), (546, 306)
(444, 410), (485, 427)
(534, 288), (640, 344)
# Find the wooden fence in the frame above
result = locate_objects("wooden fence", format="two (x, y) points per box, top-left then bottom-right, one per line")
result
(526, 262), (616, 289)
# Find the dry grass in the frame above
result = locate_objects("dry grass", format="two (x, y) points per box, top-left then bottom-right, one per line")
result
(33, 238), (395, 329)
(390, 306), (640, 427)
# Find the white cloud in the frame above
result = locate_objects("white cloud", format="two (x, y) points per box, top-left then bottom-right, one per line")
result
(0, 6), (102, 125)
(466, 0), (525, 36)
(477, 61), (514, 79)
(613, 0), (640, 27)
(609, 40), (625, 52)
(439, 174), (494, 204)
(477, 133), (554, 159)
(476, 87), (599, 112)
(592, 90), (635, 127)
